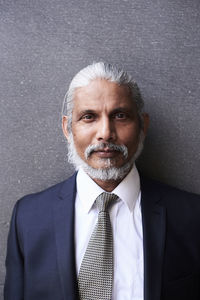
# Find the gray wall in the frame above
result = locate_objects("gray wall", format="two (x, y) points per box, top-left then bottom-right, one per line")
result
(1, 0), (200, 297)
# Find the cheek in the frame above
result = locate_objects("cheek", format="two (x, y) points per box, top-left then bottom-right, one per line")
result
(118, 125), (140, 144)
(73, 123), (96, 142)
(73, 129), (93, 154)
(118, 128), (141, 158)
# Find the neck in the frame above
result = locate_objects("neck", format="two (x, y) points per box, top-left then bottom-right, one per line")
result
(92, 178), (122, 192)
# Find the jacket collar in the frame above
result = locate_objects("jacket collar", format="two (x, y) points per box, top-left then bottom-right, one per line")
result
(140, 176), (166, 300)
(53, 173), (79, 300)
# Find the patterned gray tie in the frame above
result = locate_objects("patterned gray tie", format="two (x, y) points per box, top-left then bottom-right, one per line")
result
(78, 192), (118, 300)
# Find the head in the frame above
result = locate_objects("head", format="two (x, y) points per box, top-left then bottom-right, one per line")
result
(62, 62), (149, 182)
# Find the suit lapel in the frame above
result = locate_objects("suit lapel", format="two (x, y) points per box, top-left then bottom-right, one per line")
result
(53, 173), (79, 300)
(140, 177), (166, 300)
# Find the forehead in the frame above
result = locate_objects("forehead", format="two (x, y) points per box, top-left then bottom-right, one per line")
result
(73, 79), (135, 110)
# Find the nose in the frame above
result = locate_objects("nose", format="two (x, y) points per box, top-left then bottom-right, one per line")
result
(96, 117), (116, 142)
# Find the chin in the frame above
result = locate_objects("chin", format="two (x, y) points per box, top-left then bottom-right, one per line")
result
(80, 157), (134, 181)
(89, 158), (125, 169)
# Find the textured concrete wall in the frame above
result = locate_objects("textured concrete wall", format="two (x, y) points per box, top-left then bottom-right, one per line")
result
(1, 0), (200, 297)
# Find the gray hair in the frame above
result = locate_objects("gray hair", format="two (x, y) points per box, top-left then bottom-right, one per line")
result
(62, 62), (144, 131)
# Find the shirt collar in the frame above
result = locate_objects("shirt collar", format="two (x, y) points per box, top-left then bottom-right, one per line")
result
(76, 165), (140, 213)
(76, 168), (105, 213)
(112, 165), (140, 212)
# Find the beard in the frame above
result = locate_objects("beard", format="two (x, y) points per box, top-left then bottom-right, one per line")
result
(67, 132), (145, 181)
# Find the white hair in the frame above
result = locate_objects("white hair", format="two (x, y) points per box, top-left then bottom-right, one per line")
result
(62, 62), (144, 131)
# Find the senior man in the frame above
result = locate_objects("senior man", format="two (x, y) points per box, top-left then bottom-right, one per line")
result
(4, 62), (200, 300)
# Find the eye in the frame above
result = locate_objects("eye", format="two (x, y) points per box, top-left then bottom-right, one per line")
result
(81, 114), (95, 121)
(114, 112), (127, 119)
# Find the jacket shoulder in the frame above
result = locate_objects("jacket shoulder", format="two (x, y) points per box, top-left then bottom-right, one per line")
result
(140, 175), (200, 200)
(16, 172), (77, 212)
(140, 175), (200, 222)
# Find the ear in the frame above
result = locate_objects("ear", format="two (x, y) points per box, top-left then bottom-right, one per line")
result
(142, 113), (150, 136)
(62, 116), (70, 141)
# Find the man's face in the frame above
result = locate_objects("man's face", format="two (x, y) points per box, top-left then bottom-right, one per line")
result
(63, 79), (148, 171)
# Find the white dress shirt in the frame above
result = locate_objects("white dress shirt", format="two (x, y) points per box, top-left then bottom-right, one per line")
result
(75, 165), (144, 300)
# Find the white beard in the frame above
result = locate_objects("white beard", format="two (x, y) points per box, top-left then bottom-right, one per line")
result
(67, 132), (145, 181)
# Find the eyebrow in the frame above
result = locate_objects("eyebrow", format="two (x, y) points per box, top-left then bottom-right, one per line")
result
(76, 105), (136, 120)
(78, 109), (97, 115)
(111, 107), (132, 113)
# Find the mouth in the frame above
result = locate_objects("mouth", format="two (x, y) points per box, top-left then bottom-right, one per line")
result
(93, 148), (119, 158)
(85, 143), (128, 160)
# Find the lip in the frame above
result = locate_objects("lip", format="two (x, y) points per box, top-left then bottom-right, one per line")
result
(93, 149), (119, 158)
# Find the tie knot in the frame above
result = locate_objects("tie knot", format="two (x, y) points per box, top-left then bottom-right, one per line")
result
(96, 192), (118, 212)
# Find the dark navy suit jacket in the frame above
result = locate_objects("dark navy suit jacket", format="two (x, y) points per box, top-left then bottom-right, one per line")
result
(4, 173), (200, 300)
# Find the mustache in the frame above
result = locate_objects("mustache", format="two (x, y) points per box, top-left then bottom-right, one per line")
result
(84, 143), (128, 159)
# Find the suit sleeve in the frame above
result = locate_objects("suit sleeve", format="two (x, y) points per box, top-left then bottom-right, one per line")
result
(4, 201), (24, 300)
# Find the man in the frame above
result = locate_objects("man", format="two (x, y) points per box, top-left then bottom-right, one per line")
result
(4, 62), (200, 300)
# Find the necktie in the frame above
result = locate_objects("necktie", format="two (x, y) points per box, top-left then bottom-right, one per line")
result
(78, 192), (118, 300)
